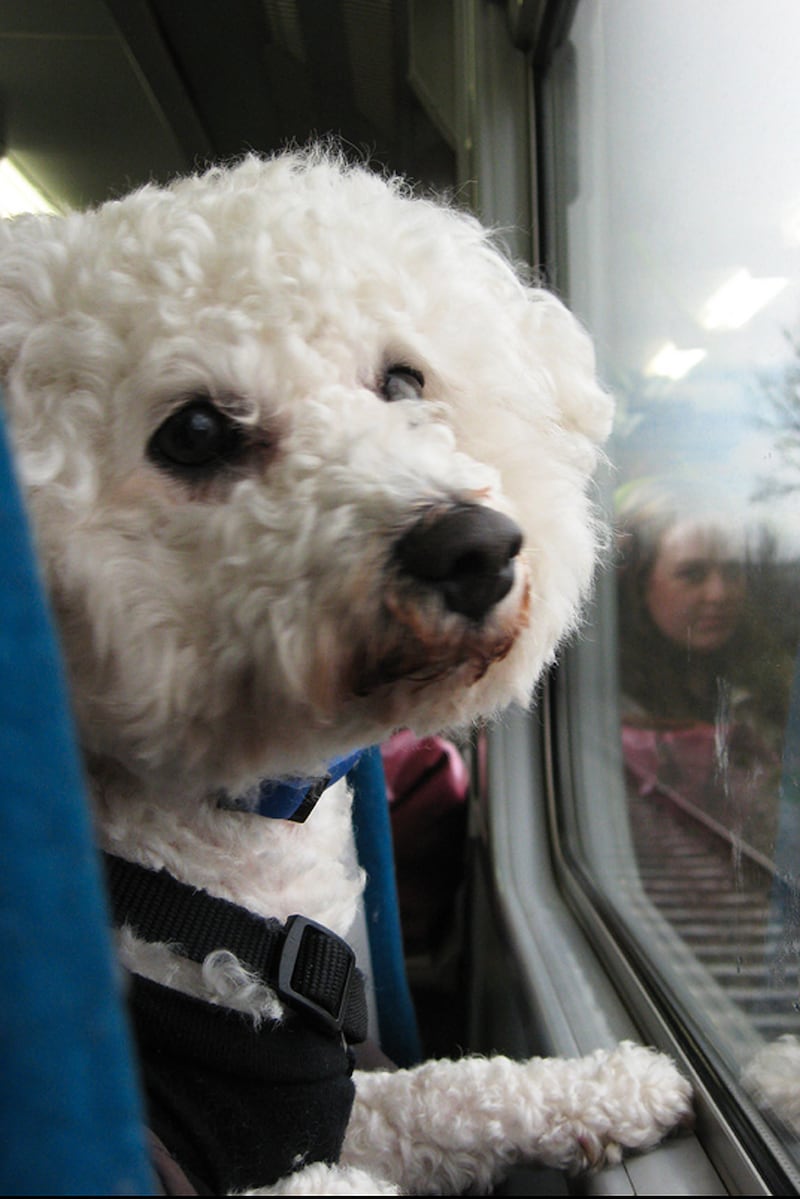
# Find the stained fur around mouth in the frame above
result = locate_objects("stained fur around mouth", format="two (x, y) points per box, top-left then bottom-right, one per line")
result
(346, 571), (531, 699)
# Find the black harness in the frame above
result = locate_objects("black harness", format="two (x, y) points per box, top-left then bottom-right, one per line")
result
(103, 854), (369, 1193)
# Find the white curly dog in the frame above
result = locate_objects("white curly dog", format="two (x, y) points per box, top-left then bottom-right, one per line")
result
(0, 150), (692, 1195)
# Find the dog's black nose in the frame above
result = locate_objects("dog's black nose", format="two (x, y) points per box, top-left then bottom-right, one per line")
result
(395, 504), (523, 622)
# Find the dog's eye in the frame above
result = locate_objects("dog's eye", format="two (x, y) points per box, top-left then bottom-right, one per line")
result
(148, 398), (247, 473)
(381, 365), (425, 403)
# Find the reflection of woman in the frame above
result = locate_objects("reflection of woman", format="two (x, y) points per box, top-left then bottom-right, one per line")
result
(616, 483), (788, 851)
(619, 505), (746, 724)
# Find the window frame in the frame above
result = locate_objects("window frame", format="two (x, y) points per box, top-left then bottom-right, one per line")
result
(468, 1), (800, 1193)
(523, 0), (800, 1191)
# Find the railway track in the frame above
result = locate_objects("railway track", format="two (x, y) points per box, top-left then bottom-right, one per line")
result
(628, 784), (800, 1039)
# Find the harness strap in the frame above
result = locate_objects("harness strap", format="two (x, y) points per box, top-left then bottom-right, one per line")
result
(103, 853), (368, 1043)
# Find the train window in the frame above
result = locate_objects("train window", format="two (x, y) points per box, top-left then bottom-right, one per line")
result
(542, 0), (800, 1185)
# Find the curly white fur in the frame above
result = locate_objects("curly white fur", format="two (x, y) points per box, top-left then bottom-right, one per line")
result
(742, 1034), (800, 1136)
(0, 149), (691, 1194)
(340, 1044), (692, 1195)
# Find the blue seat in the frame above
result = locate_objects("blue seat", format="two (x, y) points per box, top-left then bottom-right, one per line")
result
(0, 408), (154, 1195)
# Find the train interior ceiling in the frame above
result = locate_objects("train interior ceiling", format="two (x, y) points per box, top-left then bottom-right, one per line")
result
(2, 0), (460, 213)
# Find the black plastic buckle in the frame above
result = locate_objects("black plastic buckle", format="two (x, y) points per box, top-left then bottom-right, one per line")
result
(277, 914), (355, 1035)
(288, 773), (331, 823)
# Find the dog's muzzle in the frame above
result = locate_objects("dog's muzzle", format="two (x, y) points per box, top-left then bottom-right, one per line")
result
(394, 503), (523, 623)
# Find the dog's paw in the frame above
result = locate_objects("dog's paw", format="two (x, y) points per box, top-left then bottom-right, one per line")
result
(553, 1041), (693, 1172)
(742, 1034), (800, 1136)
(242, 1160), (401, 1196)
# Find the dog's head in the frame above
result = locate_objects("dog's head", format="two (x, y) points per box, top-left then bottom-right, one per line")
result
(0, 150), (612, 802)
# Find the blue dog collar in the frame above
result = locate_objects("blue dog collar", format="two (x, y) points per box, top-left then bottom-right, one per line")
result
(219, 748), (366, 822)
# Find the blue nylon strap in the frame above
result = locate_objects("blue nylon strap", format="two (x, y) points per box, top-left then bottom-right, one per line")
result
(251, 748), (367, 819)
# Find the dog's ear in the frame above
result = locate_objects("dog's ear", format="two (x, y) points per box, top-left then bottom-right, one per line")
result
(0, 212), (112, 512)
(447, 218), (613, 466)
(524, 287), (614, 451)
(0, 213), (60, 376)
(464, 280), (612, 485)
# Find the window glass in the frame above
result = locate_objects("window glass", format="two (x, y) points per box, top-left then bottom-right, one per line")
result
(550, 0), (800, 1169)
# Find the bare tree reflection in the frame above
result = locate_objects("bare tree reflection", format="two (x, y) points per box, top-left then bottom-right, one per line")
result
(757, 333), (800, 500)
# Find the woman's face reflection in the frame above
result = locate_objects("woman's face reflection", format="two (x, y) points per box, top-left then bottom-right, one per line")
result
(644, 522), (746, 654)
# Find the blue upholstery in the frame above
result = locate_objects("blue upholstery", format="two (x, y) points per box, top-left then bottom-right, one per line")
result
(0, 410), (154, 1195)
